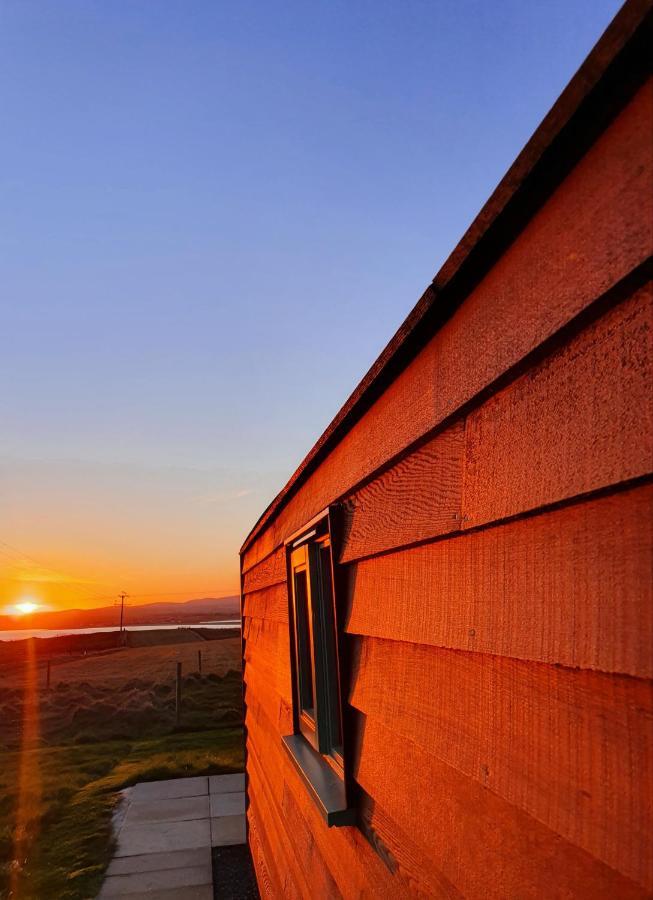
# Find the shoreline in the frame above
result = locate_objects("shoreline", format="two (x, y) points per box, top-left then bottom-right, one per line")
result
(0, 620), (240, 643)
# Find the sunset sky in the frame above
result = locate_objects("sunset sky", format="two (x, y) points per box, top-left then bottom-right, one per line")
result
(1, 0), (619, 612)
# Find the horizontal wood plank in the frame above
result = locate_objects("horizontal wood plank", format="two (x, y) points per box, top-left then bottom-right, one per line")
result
(243, 582), (288, 624)
(353, 712), (649, 899)
(247, 778), (306, 899)
(462, 282), (652, 527)
(243, 615), (292, 704)
(349, 638), (653, 889)
(247, 807), (281, 899)
(280, 756), (453, 896)
(356, 788), (464, 898)
(243, 80), (653, 570)
(345, 482), (653, 676)
(242, 547), (286, 591)
(246, 702), (399, 898)
(339, 421), (464, 564)
(244, 659), (294, 735)
(248, 743), (344, 899)
(245, 649), (648, 897)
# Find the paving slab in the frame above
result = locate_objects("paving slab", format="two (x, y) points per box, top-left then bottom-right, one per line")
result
(126, 795), (209, 825)
(98, 863), (212, 897)
(100, 776), (254, 898)
(116, 819), (211, 857)
(209, 773), (245, 794)
(130, 777), (208, 802)
(209, 791), (246, 818)
(107, 847), (211, 876)
(210, 814), (246, 847)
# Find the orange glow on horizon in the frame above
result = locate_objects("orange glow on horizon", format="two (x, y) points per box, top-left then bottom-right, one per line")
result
(0, 534), (241, 613)
(1, 458), (249, 613)
(0, 566), (240, 614)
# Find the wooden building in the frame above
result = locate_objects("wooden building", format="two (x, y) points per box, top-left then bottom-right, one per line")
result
(239, 2), (653, 896)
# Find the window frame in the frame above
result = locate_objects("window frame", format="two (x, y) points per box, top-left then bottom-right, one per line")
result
(283, 507), (352, 824)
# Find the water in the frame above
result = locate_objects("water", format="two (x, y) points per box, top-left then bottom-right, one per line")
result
(0, 621), (241, 642)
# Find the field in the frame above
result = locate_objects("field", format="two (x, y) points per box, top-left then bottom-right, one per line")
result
(0, 631), (244, 900)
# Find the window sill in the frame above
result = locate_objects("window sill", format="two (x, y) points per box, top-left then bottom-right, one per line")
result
(281, 734), (355, 827)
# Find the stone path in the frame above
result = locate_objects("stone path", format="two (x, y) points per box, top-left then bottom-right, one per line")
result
(98, 774), (246, 899)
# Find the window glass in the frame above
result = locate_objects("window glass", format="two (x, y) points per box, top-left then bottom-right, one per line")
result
(318, 543), (342, 752)
(293, 569), (314, 718)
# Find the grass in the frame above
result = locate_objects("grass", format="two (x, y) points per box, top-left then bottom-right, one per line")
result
(0, 636), (244, 900)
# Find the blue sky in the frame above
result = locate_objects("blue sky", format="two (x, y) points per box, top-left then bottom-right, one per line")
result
(0, 0), (620, 606)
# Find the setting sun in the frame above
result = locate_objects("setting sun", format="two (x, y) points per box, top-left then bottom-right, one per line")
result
(15, 601), (39, 615)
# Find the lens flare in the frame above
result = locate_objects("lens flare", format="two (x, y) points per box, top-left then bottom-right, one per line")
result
(9, 637), (42, 896)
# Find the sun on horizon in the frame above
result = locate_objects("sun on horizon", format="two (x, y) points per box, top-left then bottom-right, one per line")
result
(16, 601), (39, 614)
(4, 600), (41, 617)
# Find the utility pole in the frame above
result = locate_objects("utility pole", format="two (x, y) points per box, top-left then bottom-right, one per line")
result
(118, 592), (128, 644)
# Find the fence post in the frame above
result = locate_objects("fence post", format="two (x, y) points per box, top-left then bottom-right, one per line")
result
(175, 661), (182, 725)
(197, 649), (202, 674)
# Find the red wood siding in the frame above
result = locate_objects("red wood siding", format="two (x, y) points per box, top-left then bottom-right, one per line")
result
(242, 76), (653, 574)
(240, 53), (653, 900)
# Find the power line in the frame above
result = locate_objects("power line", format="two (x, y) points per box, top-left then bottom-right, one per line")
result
(0, 539), (232, 606)
(123, 589), (226, 598)
(0, 539), (120, 604)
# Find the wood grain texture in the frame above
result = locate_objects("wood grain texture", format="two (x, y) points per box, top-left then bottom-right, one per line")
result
(463, 282), (653, 528)
(246, 704), (399, 899)
(247, 694), (463, 898)
(247, 703), (334, 900)
(356, 790), (464, 898)
(345, 482), (653, 676)
(242, 547), (286, 592)
(277, 775), (344, 899)
(244, 628), (650, 896)
(248, 743), (340, 900)
(246, 684), (648, 898)
(243, 582), (288, 624)
(248, 746), (332, 900)
(243, 615), (292, 705)
(242, 79), (653, 571)
(353, 712), (649, 899)
(244, 659), (294, 735)
(349, 638), (653, 889)
(247, 780), (305, 899)
(339, 421), (464, 564)
(247, 808), (280, 899)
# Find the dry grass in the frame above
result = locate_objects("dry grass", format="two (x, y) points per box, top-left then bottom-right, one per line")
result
(0, 637), (243, 753)
(0, 634), (241, 691)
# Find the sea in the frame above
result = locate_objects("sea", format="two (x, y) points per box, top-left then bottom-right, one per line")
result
(0, 620), (241, 642)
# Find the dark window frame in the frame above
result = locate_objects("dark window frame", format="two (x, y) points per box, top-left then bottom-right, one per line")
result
(282, 506), (353, 825)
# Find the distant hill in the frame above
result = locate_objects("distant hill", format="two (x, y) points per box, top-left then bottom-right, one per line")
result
(0, 595), (240, 631)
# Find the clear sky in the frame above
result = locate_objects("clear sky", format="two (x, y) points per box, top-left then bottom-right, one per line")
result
(1, 0), (620, 612)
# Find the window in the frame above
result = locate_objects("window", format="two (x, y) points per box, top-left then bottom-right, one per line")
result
(282, 508), (353, 826)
